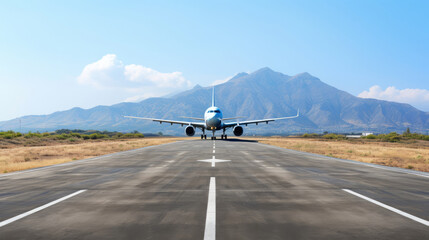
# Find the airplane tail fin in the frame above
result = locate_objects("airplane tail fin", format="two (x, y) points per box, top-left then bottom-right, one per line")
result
(212, 86), (215, 107)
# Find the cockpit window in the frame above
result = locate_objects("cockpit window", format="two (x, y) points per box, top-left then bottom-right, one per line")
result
(208, 110), (220, 113)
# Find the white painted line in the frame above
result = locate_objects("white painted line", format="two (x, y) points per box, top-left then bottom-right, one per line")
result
(343, 189), (429, 227)
(241, 151), (250, 155)
(197, 156), (231, 167)
(213, 150), (215, 153)
(0, 189), (87, 227)
(204, 177), (216, 240)
(177, 151), (187, 156)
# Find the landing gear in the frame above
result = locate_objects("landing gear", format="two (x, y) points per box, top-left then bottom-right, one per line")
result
(201, 129), (207, 140)
(211, 130), (216, 140)
(221, 128), (227, 140)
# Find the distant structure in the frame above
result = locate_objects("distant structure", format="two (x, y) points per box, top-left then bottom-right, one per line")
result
(346, 132), (374, 138)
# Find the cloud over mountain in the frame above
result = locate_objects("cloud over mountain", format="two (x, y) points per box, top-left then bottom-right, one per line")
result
(359, 85), (429, 111)
(77, 54), (192, 101)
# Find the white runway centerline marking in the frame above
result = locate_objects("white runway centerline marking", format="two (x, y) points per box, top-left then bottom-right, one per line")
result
(198, 156), (230, 167)
(213, 150), (215, 153)
(0, 189), (87, 228)
(204, 177), (216, 240)
(343, 189), (429, 227)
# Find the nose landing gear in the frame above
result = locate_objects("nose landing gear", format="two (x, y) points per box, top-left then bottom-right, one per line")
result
(211, 130), (216, 140)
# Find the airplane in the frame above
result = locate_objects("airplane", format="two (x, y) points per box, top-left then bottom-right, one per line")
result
(124, 87), (299, 140)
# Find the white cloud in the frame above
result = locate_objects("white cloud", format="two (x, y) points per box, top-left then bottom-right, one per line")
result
(77, 54), (125, 88)
(358, 85), (429, 111)
(77, 54), (192, 102)
(124, 64), (188, 87)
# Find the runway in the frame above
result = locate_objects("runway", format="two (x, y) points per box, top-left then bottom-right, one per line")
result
(0, 139), (428, 239)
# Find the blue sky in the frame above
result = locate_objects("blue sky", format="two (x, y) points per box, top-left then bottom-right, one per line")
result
(1, 0), (428, 121)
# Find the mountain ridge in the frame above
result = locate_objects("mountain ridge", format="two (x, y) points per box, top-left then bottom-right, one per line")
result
(1, 68), (428, 135)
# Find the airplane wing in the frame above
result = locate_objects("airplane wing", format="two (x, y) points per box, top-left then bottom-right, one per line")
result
(222, 116), (245, 121)
(222, 109), (299, 128)
(179, 116), (205, 121)
(124, 116), (205, 128)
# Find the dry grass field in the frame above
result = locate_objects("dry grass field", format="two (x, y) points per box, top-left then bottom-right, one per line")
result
(0, 137), (187, 174)
(250, 137), (429, 172)
(2, 135), (428, 174)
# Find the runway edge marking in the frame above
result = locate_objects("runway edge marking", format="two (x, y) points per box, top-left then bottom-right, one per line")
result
(204, 177), (216, 240)
(343, 189), (429, 227)
(0, 189), (87, 227)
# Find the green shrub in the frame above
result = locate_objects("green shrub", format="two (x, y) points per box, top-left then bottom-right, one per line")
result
(383, 132), (401, 142)
(54, 133), (71, 140)
(302, 133), (319, 138)
(114, 133), (124, 138)
(3, 133), (14, 139)
(89, 133), (108, 139)
(70, 133), (82, 138)
(133, 133), (144, 138)
(121, 133), (144, 138)
(322, 133), (345, 140)
(365, 134), (377, 139)
(24, 132), (42, 138)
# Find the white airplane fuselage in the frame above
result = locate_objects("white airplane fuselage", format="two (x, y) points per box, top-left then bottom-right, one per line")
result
(204, 106), (223, 130)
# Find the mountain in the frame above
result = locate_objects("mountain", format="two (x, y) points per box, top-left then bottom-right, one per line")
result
(1, 68), (428, 135)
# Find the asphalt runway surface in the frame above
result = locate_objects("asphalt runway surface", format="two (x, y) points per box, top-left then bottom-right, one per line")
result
(0, 139), (428, 239)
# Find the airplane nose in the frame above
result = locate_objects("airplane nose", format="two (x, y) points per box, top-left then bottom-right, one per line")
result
(207, 116), (221, 127)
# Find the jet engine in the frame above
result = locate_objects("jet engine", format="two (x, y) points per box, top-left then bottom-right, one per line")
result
(233, 125), (244, 136)
(185, 125), (196, 136)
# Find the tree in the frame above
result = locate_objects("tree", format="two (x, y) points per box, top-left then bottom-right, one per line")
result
(403, 127), (411, 137)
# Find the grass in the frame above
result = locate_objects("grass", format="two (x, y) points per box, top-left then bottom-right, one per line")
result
(249, 137), (429, 172)
(0, 137), (187, 174)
